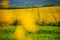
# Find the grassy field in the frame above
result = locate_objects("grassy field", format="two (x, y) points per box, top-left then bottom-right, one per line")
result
(0, 26), (60, 40)
(27, 26), (60, 40)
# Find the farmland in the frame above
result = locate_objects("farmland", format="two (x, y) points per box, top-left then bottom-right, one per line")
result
(0, 26), (60, 40)
(0, 6), (60, 40)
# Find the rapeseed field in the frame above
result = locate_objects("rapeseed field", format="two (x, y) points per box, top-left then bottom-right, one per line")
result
(0, 6), (60, 40)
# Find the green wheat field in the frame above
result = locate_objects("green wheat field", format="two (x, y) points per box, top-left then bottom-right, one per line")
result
(0, 26), (60, 40)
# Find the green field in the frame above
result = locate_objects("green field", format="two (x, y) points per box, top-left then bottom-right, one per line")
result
(0, 26), (60, 40)
(26, 26), (60, 40)
(30, 26), (60, 40)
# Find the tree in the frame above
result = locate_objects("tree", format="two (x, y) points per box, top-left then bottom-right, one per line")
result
(0, 0), (9, 8)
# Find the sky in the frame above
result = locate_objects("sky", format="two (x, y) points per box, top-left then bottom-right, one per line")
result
(0, 0), (60, 6)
